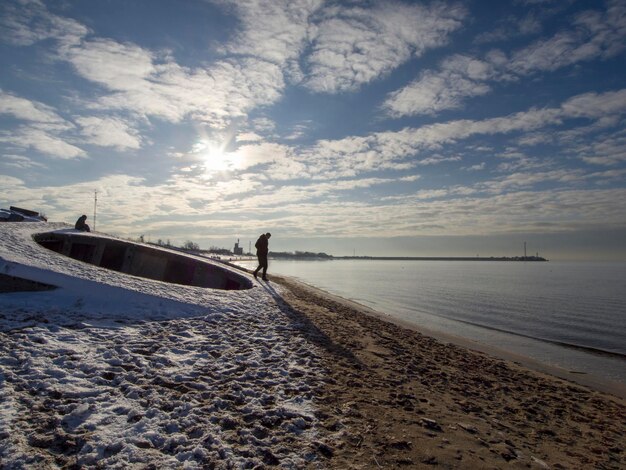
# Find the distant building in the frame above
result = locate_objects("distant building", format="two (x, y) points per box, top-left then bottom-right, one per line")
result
(233, 239), (243, 255)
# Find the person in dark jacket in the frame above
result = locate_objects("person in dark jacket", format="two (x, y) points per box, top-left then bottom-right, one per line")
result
(75, 214), (90, 232)
(253, 232), (271, 280)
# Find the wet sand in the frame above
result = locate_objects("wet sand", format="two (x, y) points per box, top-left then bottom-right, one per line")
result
(274, 275), (625, 469)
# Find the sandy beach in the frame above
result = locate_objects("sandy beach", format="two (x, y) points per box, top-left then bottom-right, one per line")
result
(273, 275), (625, 469)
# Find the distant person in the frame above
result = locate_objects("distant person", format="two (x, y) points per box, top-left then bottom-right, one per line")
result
(75, 214), (90, 232)
(253, 232), (271, 281)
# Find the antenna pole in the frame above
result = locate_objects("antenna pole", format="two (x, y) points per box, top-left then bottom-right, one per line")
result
(93, 190), (98, 232)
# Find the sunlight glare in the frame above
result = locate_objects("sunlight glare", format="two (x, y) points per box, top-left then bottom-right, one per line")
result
(195, 139), (243, 173)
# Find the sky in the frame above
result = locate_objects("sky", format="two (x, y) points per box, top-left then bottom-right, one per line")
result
(1, 0), (625, 260)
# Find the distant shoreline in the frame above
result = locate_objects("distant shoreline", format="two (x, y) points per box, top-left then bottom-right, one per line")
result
(266, 255), (548, 262)
(192, 250), (549, 262)
(332, 256), (548, 261)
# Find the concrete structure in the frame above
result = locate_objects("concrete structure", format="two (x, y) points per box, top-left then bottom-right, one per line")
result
(34, 232), (252, 290)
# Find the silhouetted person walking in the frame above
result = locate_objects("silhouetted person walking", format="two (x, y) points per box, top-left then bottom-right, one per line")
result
(75, 214), (90, 232)
(253, 232), (271, 281)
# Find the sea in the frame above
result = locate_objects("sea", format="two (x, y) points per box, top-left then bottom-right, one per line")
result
(234, 258), (626, 385)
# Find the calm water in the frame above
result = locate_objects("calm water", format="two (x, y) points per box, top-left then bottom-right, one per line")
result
(235, 259), (626, 384)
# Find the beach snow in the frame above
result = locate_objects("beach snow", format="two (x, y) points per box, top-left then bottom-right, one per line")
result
(0, 223), (327, 468)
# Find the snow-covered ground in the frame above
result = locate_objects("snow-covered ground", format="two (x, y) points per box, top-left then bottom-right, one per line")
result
(0, 223), (328, 468)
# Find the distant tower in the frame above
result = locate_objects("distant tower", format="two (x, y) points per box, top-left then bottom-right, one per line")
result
(524, 241), (527, 259)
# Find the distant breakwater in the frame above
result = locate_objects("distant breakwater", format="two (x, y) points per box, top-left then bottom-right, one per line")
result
(333, 256), (548, 262)
(269, 255), (548, 262)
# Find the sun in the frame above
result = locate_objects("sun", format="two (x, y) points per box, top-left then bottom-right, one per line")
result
(194, 139), (242, 173)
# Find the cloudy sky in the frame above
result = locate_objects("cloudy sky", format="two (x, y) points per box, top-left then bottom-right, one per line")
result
(1, 0), (625, 260)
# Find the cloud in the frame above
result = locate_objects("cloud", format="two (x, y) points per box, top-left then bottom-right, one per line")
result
(261, 157), (310, 181)
(417, 155), (462, 166)
(383, 55), (494, 117)
(5, 169), (625, 244)
(560, 89), (626, 119)
(0, 90), (145, 156)
(76, 116), (143, 150)
(69, 45), (285, 126)
(217, 0), (321, 65)
(302, 1), (466, 93)
(473, 3), (564, 45)
(236, 132), (264, 143)
(0, 169), (409, 239)
(236, 142), (291, 169)
(283, 122), (313, 141)
(478, 169), (586, 194)
(296, 88), (626, 180)
(235, 187), (626, 238)
(53, 0), (319, 126)
(496, 154), (550, 173)
(384, 1), (626, 118)
(509, 0), (626, 75)
(2, 1), (464, 128)
(250, 117), (276, 133)
(0, 174), (26, 188)
(0, 0), (87, 47)
(297, 110), (547, 178)
(0, 127), (86, 159)
(0, 91), (64, 123)
(464, 162), (486, 171)
(0, 154), (47, 170)
(573, 129), (626, 166)
(2, 1), (309, 128)
(0, 90), (138, 158)
(61, 38), (157, 92)
(1, 174), (167, 226)
(516, 132), (554, 146)
(587, 168), (626, 183)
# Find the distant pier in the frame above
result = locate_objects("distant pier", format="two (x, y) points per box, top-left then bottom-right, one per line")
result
(335, 256), (548, 262)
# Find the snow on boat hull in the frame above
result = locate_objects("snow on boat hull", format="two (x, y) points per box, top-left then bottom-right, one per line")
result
(33, 231), (251, 290)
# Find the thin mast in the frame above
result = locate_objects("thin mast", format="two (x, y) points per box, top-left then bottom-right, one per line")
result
(93, 190), (97, 232)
